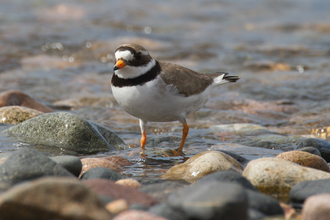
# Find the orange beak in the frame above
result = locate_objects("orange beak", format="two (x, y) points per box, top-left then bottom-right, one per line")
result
(113, 60), (126, 71)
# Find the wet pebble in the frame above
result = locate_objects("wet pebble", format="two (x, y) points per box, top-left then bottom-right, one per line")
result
(50, 155), (82, 177)
(195, 171), (283, 218)
(166, 181), (248, 220)
(276, 150), (329, 172)
(161, 151), (243, 183)
(104, 155), (133, 167)
(113, 210), (168, 220)
(301, 194), (330, 220)
(0, 177), (113, 220)
(139, 182), (185, 202)
(0, 148), (74, 190)
(116, 178), (141, 189)
(245, 189), (284, 218)
(80, 167), (122, 181)
(0, 90), (53, 113)
(210, 123), (271, 135)
(83, 179), (159, 208)
(295, 138), (330, 162)
(80, 158), (122, 176)
(196, 170), (257, 191)
(3, 112), (127, 153)
(0, 106), (44, 125)
(243, 158), (330, 200)
(295, 146), (322, 157)
(211, 143), (282, 162)
(290, 178), (330, 205)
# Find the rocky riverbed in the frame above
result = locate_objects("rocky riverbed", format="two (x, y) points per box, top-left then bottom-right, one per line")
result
(1, 0), (330, 219)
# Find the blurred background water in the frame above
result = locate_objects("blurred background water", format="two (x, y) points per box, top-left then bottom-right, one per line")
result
(0, 0), (330, 179)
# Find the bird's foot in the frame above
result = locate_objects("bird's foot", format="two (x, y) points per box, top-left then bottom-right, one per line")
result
(170, 148), (184, 157)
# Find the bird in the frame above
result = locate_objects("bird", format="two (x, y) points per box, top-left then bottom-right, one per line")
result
(111, 43), (239, 156)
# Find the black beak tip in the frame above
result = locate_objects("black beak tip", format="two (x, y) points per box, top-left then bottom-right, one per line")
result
(113, 66), (119, 71)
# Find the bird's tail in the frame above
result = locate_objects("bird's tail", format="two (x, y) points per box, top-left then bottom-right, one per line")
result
(211, 72), (240, 86)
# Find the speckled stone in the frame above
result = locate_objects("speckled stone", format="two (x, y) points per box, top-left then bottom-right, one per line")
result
(3, 112), (127, 153)
(243, 158), (330, 200)
(0, 106), (44, 125)
(276, 151), (329, 172)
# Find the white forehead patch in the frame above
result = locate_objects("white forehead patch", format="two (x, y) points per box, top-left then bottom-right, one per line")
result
(115, 50), (134, 61)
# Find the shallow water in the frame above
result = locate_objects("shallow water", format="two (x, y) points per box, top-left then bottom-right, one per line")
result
(0, 0), (330, 182)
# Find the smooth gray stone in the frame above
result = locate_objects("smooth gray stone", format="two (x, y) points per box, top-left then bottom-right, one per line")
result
(196, 170), (257, 191)
(50, 155), (82, 177)
(3, 112), (127, 153)
(0, 148), (74, 189)
(149, 203), (188, 220)
(290, 178), (330, 204)
(246, 189), (284, 217)
(80, 167), (122, 181)
(139, 182), (185, 202)
(168, 181), (248, 220)
(295, 147), (322, 157)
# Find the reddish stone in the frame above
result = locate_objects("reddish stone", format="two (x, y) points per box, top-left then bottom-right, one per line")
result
(0, 90), (53, 113)
(83, 179), (158, 208)
(104, 156), (133, 167)
(80, 158), (122, 178)
(276, 151), (329, 172)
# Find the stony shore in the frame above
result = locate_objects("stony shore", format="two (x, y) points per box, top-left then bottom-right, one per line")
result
(1, 90), (330, 220)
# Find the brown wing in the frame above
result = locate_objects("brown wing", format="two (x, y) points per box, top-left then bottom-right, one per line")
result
(159, 62), (220, 97)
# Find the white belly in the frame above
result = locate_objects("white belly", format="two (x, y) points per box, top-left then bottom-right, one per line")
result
(111, 76), (212, 122)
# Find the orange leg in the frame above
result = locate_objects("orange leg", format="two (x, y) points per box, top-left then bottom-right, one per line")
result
(139, 119), (147, 156)
(140, 131), (147, 150)
(172, 122), (189, 156)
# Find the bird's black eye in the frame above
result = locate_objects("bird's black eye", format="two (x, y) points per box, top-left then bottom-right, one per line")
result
(136, 52), (142, 60)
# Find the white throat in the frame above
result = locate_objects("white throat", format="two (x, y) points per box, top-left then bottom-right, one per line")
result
(114, 59), (156, 79)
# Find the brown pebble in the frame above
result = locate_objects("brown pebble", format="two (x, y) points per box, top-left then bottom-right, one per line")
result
(79, 158), (122, 178)
(106, 199), (129, 214)
(0, 90), (53, 113)
(104, 156), (133, 167)
(115, 179), (141, 189)
(83, 179), (158, 207)
(276, 151), (329, 172)
(0, 106), (44, 125)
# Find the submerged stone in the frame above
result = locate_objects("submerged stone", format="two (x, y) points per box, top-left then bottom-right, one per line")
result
(2, 112), (127, 154)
